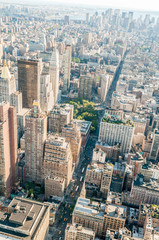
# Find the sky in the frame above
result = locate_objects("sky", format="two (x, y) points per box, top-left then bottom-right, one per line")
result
(1, 0), (159, 12)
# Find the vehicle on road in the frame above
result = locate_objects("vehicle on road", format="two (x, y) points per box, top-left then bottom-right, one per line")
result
(76, 186), (79, 191)
(82, 167), (85, 173)
(80, 176), (83, 182)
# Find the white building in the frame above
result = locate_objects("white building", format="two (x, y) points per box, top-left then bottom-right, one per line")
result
(99, 115), (134, 154)
(49, 48), (59, 103)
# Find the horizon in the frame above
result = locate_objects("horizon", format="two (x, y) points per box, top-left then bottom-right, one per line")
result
(0, 0), (159, 13)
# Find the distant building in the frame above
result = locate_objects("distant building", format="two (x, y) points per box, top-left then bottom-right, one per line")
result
(0, 102), (17, 197)
(0, 197), (50, 240)
(18, 59), (42, 108)
(49, 48), (59, 103)
(150, 129), (159, 161)
(79, 75), (93, 100)
(25, 101), (47, 184)
(65, 224), (95, 240)
(63, 45), (71, 93)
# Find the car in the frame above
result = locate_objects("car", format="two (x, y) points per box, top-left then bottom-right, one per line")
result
(59, 231), (61, 235)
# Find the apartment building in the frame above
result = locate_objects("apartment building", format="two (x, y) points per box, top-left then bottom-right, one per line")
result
(65, 224), (95, 240)
(43, 135), (73, 190)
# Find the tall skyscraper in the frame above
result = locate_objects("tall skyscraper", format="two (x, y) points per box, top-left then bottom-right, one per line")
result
(49, 48), (59, 103)
(18, 59), (41, 108)
(63, 45), (71, 93)
(25, 101), (47, 184)
(0, 60), (16, 103)
(150, 129), (159, 160)
(0, 102), (17, 197)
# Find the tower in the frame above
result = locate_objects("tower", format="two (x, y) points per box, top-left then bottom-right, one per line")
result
(0, 102), (17, 197)
(18, 59), (41, 108)
(63, 45), (71, 93)
(25, 101), (47, 183)
(49, 48), (59, 103)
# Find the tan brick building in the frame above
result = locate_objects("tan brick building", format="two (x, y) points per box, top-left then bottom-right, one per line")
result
(45, 176), (65, 199)
(43, 135), (73, 190)
(65, 224), (95, 240)
(25, 101), (47, 184)
(62, 122), (81, 165)
(48, 104), (74, 133)
(0, 197), (50, 240)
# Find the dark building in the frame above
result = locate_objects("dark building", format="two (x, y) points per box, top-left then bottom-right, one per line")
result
(18, 59), (41, 108)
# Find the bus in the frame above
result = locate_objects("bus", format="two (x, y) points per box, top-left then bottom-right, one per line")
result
(82, 167), (85, 173)
(80, 176), (83, 182)
(76, 186), (79, 191)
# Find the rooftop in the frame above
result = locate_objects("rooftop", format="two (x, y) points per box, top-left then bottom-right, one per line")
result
(101, 114), (134, 127)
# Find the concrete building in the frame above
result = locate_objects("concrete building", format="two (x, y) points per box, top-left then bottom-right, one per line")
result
(99, 114), (134, 154)
(79, 75), (93, 100)
(103, 204), (126, 232)
(100, 74), (112, 102)
(18, 59), (42, 108)
(129, 174), (159, 206)
(48, 104), (74, 133)
(40, 73), (54, 113)
(65, 224), (95, 240)
(72, 197), (105, 237)
(25, 101), (47, 184)
(92, 148), (106, 163)
(49, 48), (59, 103)
(45, 176), (65, 199)
(73, 120), (91, 148)
(63, 45), (72, 93)
(0, 197), (50, 240)
(43, 135), (73, 190)
(0, 102), (17, 197)
(62, 122), (81, 164)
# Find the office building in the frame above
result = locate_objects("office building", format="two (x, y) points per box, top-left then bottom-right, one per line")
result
(62, 122), (82, 164)
(63, 45), (72, 93)
(48, 104), (74, 133)
(18, 59), (41, 108)
(99, 113), (134, 154)
(43, 135), (73, 190)
(40, 73), (54, 113)
(79, 75), (93, 100)
(25, 101), (47, 184)
(0, 197), (50, 240)
(0, 102), (17, 197)
(100, 74), (112, 102)
(0, 60), (16, 104)
(150, 129), (159, 160)
(49, 48), (59, 103)
(65, 224), (95, 240)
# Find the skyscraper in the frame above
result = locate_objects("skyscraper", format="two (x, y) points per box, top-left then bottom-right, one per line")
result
(18, 59), (41, 108)
(0, 102), (17, 197)
(49, 48), (59, 103)
(25, 101), (47, 184)
(0, 60), (16, 104)
(63, 45), (71, 93)
(79, 75), (93, 100)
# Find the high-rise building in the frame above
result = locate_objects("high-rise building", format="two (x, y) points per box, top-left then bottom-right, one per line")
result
(99, 114), (134, 154)
(48, 104), (74, 133)
(63, 45), (72, 93)
(40, 73), (54, 113)
(62, 122), (81, 164)
(79, 75), (92, 100)
(25, 101), (47, 184)
(0, 60), (16, 104)
(43, 135), (73, 190)
(0, 102), (17, 197)
(49, 48), (60, 103)
(18, 59), (41, 108)
(65, 224), (95, 240)
(150, 129), (159, 160)
(100, 74), (112, 102)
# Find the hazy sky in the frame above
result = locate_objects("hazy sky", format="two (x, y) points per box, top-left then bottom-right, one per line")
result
(2, 0), (159, 12)
(37, 0), (159, 12)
